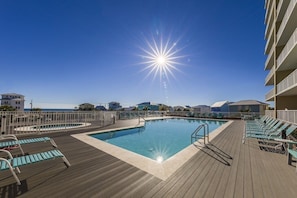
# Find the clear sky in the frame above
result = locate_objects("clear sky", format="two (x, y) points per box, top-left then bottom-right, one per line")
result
(0, 0), (268, 109)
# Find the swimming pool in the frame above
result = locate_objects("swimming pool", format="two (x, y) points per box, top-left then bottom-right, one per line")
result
(90, 118), (225, 162)
(72, 117), (232, 180)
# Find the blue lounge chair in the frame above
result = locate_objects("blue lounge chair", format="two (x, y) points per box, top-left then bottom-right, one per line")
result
(0, 148), (70, 185)
(245, 118), (277, 131)
(246, 120), (284, 136)
(247, 124), (297, 141)
(0, 135), (57, 155)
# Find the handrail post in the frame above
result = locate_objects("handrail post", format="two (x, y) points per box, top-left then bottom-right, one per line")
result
(203, 125), (206, 144)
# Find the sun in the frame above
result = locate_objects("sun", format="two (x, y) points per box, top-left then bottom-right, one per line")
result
(156, 55), (166, 66)
(138, 34), (184, 81)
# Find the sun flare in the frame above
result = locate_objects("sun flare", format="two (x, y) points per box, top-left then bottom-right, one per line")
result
(138, 34), (185, 81)
(156, 55), (166, 66)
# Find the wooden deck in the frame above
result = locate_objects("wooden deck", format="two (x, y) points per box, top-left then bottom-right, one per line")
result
(1, 120), (297, 197)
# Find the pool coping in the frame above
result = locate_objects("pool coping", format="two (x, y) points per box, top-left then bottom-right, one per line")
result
(71, 118), (233, 180)
(15, 122), (91, 132)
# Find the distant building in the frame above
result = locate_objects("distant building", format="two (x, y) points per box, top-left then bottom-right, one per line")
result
(79, 103), (94, 111)
(137, 102), (159, 111)
(228, 100), (268, 114)
(108, 101), (122, 111)
(0, 93), (25, 111)
(173, 106), (187, 111)
(192, 105), (211, 114)
(95, 105), (107, 111)
(123, 106), (136, 111)
(211, 101), (230, 112)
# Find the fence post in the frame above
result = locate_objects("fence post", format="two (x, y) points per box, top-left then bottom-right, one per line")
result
(1, 114), (7, 134)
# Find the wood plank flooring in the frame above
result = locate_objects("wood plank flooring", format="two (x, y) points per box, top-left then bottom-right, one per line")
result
(1, 119), (297, 198)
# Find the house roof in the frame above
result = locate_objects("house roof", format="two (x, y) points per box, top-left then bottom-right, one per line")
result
(211, 101), (229, 108)
(137, 102), (158, 106)
(192, 105), (210, 108)
(229, 100), (268, 106)
(1, 93), (24, 97)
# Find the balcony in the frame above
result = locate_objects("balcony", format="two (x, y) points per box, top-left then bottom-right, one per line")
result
(277, 69), (297, 96)
(265, 88), (274, 101)
(265, 67), (274, 86)
(265, 0), (273, 24)
(277, 0), (290, 22)
(264, 26), (275, 55)
(277, 28), (297, 71)
(264, 3), (275, 40)
(264, 44), (274, 70)
(277, 0), (297, 46)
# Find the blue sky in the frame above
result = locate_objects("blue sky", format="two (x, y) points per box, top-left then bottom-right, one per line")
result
(0, 0), (268, 109)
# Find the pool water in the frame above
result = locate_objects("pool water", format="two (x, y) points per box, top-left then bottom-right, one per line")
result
(90, 118), (225, 162)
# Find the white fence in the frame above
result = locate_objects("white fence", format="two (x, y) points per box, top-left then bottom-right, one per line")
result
(166, 111), (263, 119)
(265, 110), (297, 124)
(0, 111), (116, 135)
(118, 111), (165, 120)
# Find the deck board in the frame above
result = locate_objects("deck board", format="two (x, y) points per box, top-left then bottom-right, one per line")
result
(1, 119), (297, 197)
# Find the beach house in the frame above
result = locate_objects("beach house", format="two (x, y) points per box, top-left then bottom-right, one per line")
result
(0, 93), (25, 111)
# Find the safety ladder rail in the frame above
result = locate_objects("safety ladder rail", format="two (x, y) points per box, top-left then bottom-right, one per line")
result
(191, 123), (209, 144)
(138, 116), (146, 125)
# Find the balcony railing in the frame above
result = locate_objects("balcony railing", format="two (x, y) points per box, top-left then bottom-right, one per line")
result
(265, 0), (274, 25)
(265, 45), (274, 70)
(277, 0), (284, 17)
(265, 88), (274, 101)
(265, 25), (275, 54)
(277, 0), (297, 43)
(277, 28), (297, 69)
(277, 110), (297, 124)
(265, 110), (274, 118)
(277, 69), (297, 95)
(265, 67), (274, 85)
(265, 110), (297, 125)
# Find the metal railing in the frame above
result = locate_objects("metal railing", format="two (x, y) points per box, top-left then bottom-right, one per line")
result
(118, 111), (165, 120)
(0, 111), (116, 135)
(191, 123), (209, 144)
(138, 116), (146, 125)
(166, 111), (262, 119)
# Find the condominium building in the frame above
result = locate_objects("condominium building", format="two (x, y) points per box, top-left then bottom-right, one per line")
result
(264, 0), (297, 119)
(0, 93), (25, 111)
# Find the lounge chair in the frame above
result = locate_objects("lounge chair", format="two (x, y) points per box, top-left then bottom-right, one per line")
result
(246, 120), (284, 136)
(0, 148), (70, 185)
(247, 124), (297, 141)
(0, 135), (57, 155)
(245, 117), (277, 131)
(287, 141), (297, 172)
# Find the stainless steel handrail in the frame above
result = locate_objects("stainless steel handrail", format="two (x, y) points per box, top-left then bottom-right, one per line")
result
(191, 123), (209, 144)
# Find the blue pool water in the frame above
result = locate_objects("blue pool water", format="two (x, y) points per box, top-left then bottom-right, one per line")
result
(90, 118), (226, 162)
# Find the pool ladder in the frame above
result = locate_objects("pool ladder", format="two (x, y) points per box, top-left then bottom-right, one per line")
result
(138, 116), (146, 126)
(191, 123), (209, 144)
